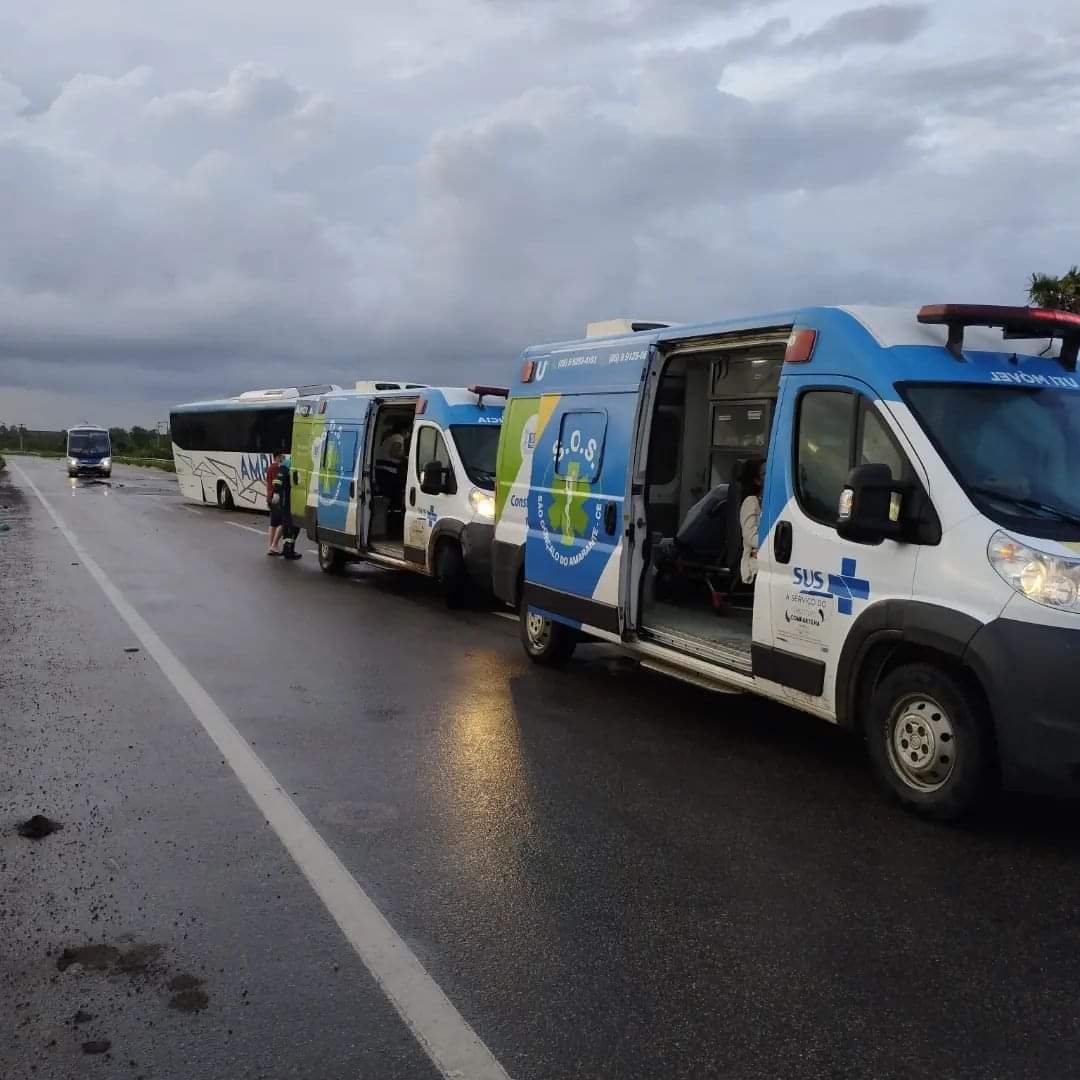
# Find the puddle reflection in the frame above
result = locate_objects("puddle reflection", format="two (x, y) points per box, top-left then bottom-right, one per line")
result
(433, 653), (536, 894)
(69, 475), (112, 495)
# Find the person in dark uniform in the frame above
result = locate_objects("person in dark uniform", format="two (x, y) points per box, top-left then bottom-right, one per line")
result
(267, 450), (285, 556)
(274, 454), (302, 561)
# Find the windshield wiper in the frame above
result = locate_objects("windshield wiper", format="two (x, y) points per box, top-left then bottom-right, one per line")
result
(969, 485), (1080, 526)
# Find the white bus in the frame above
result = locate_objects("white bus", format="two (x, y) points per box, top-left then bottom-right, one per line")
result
(170, 386), (337, 511)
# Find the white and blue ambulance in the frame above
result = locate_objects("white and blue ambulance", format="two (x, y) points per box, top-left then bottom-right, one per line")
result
(299, 385), (505, 605)
(492, 304), (1080, 818)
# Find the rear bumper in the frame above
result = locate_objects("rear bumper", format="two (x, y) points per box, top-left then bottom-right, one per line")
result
(461, 523), (495, 587)
(967, 617), (1080, 796)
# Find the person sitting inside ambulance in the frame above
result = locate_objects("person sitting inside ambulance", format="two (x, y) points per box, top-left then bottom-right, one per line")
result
(374, 429), (406, 497)
(739, 458), (766, 585)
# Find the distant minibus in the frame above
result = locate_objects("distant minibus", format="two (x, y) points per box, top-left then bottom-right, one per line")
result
(66, 426), (112, 477)
(292, 384), (505, 604)
(493, 304), (1080, 819)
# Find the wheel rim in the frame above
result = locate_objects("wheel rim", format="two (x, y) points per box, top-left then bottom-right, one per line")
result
(525, 610), (551, 650)
(885, 693), (957, 793)
(320, 543), (333, 567)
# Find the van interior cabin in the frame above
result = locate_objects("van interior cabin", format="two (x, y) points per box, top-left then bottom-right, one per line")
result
(639, 333), (786, 669)
(367, 401), (417, 557)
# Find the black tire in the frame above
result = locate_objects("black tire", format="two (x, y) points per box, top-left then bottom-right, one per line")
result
(318, 542), (345, 575)
(435, 541), (467, 609)
(519, 594), (577, 667)
(864, 662), (995, 821)
(217, 482), (234, 511)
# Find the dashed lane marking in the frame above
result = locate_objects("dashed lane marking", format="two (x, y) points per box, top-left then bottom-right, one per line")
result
(225, 521), (265, 536)
(13, 463), (513, 1080)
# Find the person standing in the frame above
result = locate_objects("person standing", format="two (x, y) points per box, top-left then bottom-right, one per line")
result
(276, 455), (302, 561)
(266, 451), (285, 556)
(739, 458), (766, 585)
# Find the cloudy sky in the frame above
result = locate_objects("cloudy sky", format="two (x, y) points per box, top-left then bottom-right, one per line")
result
(2, 0), (1078, 428)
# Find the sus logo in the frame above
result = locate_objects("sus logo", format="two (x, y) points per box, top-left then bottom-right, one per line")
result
(793, 568), (826, 592)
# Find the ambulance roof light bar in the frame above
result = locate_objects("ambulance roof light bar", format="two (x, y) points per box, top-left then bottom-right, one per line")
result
(468, 384), (509, 407)
(917, 304), (1080, 371)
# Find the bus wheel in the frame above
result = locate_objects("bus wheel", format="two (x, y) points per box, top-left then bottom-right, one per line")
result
(520, 596), (577, 667)
(865, 662), (994, 821)
(435, 541), (467, 609)
(318, 543), (344, 575)
(217, 481), (234, 511)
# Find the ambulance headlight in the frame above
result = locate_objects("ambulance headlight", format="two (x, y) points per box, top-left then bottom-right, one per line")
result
(68, 457), (78, 467)
(468, 488), (495, 521)
(988, 530), (1080, 610)
(101, 457), (111, 469)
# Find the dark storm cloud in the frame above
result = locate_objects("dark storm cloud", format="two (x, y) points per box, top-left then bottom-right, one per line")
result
(784, 3), (929, 52)
(1, 0), (1078, 426)
(714, 3), (929, 62)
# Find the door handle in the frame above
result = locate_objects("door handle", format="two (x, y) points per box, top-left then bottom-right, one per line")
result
(774, 520), (793, 564)
(604, 501), (617, 536)
(292, 470), (299, 485)
(349, 481), (355, 499)
(409, 487), (416, 507)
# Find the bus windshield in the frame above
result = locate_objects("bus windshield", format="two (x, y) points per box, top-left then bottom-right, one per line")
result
(69, 431), (110, 455)
(450, 424), (500, 490)
(902, 383), (1080, 540)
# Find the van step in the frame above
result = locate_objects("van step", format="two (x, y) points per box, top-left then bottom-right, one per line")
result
(638, 659), (744, 694)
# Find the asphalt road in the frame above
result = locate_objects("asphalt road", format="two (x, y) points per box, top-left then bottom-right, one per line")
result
(2, 455), (1079, 1080)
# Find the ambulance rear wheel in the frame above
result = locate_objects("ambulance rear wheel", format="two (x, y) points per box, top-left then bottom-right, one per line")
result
(318, 542), (345, 575)
(216, 481), (234, 511)
(865, 662), (994, 821)
(435, 541), (467, 609)
(520, 596), (577, 667)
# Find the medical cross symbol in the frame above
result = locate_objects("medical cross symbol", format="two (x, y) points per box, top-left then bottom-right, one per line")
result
(827, 558), (870, 616)
(424, 505), (438, 527)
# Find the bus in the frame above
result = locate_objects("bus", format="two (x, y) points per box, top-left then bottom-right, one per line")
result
(67, 425), (112, 477)
(171, 386), (337, 510)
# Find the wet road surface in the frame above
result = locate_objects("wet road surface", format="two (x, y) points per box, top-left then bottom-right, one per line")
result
(2, 456), (1079, 1080)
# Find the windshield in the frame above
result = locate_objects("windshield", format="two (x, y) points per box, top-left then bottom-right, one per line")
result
(902, 383), (1080, 540)
(69, 432), (110, 455)
(450, 424), (500, 489)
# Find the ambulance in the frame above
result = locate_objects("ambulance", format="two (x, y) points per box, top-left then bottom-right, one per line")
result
(291, 385), (506, 604)
(492, 305), (1080, 818)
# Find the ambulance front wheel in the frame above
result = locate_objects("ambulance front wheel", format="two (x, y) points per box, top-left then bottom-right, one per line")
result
(318, 542), (345, 575)
(435, 541), (467, 609)
(520, 598), (578, 667)
(865, 662), (995, 822)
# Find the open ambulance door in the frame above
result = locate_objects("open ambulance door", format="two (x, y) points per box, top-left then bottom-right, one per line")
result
(621, 345), (663, 636)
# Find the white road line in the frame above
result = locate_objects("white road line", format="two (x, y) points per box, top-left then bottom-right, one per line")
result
(492, 612), (518, 623)
(225, 520), (265, 536)
(13, 463), (512, 1080)
(179, 504), (203, 514)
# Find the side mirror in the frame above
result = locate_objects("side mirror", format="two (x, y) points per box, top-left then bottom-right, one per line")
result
(837, 464), (908, 544)
(420, 461), (447, 496)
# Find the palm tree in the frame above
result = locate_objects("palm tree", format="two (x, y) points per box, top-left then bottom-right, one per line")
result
(1028, 266), (1080, 313)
